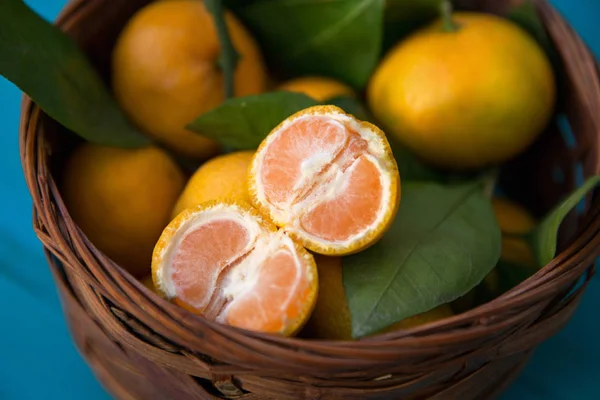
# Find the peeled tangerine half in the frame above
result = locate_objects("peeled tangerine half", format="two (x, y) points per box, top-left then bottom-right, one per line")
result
(249, 105), (401, 256)
(152, 200), (318, 336)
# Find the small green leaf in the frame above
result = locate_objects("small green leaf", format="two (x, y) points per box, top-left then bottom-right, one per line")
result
(325, 95), (374, 123)
(343, 181), (501, 338)
(0, 0), (149, 148)
(205, 0), (239, 99)
(186, 91), (318, 150)
(233, 0), (385, 89)
(530, 175), (600, 266)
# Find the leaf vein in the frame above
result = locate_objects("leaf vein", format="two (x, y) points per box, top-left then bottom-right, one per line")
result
(290, 0), (376, 60)
(356, 184), (479, 331)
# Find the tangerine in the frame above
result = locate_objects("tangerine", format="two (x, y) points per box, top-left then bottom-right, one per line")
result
(112, 0), (267, 160)
(172, 150), (254, 218)
(248, 105), (401, 255)
(368, 12), (556, 169)
(277, 76), (354, 102)
(152, 200), (318, 336)
(61, 143), (185, 278)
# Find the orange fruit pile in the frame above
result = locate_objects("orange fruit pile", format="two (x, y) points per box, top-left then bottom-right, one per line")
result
(151, 105), (401, 335)
(57, 0), (557, 342)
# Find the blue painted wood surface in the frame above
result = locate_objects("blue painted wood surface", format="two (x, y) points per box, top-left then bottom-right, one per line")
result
(0, 1), (597, 398)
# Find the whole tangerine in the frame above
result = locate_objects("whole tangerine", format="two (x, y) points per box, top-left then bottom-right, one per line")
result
(368, 11), (556, 169)
(61, 143), (185, 278)
(112, 0), (268, 160)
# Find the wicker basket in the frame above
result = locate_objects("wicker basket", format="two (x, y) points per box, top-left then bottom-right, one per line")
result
(19, 0), (600, 399)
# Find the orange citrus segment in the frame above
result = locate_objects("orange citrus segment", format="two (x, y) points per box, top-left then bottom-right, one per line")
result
(300, 156), (383, 242)
(152, 200), (317, 336)
(224, 235), (314, 333)
(249, 105), (401, 255)
(171, 219), (252, 309)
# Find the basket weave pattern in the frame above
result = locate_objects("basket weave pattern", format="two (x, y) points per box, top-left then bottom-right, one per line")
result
(19, 0), (600, 399)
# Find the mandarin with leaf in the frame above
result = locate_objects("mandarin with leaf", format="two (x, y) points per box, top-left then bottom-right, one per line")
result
(112, 0), (267, 160)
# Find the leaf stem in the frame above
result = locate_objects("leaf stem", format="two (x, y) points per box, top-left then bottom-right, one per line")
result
(205, 0), (239, 99)
(481, 169), (499, 199)
(440, 0), (459, 32)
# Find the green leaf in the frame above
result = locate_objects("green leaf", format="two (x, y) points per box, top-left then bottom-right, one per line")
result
(530, 175), (600, 266)
(343, 181), (501, 338)
(389, 141), (446, 182)
(495, 260), (538, 294)
(186, 91), (318, 150)
(506, 0), (559, 66)
(205, 0), (239, 98)
(387, 139), (486, 184)
(233, 0), (385, 89)
(383, 0), (442, 51)
(223, 0), (256, 10)
(325, 95), (374, 123)
(0, 0), (149, 148)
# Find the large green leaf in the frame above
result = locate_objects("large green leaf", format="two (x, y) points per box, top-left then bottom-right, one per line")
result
(233, 0), (385, 89)
(343, 181), (501, 338)
(383, 0), (442, 51)
(530, 175), (600, 266)
(186, 91), (318, 150)
(0, 0), (149, 147)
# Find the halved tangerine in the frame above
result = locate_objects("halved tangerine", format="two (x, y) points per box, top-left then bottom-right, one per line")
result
(249, 105), (401, 255)
(152, 200), (318, 336)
